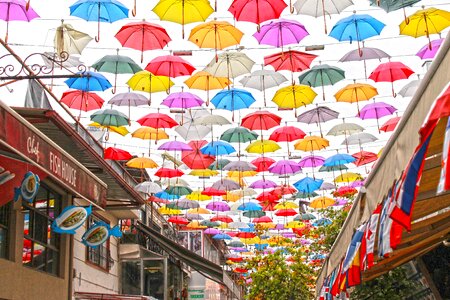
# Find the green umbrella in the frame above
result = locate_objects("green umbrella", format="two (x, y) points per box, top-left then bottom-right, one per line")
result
(291, 191), (319, 199)
(220, 127), (259, 143)
(90, 109), (129, 126)
(208, 159), (231, 170)
(165, 186), (193, 196)
(243, 210), (266, 218)
(294, 213), (316, 221)
(319, 165), (348, 172)
(92, 51), (142, 93)
(298, 64), (345, 100)
(369, 0), (420, 12)
(200, 220), (220, 228)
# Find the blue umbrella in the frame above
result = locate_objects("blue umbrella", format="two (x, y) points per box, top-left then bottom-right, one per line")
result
(200, 141), (236, 156)
(70, 0), (129, 42)
(254, 243), (269, 251)
(65, 71), (112, 91)
(237, 202), (262, 211)
(329, 14), (385, 56)
(239, 223), (255, 232)
(213, 233), (232, 240)
(211, 88), (256, 121)
(293, 177), (324, 194)
(313, 218), (332, 227)
(323, 153), (356, 167)
(154, 191), (180, 200)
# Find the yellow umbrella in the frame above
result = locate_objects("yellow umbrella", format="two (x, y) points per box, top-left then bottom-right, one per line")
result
(274, 201), (299, 210)
(89, 122), (129, 136)
(227, 170), (258, 178)
(186, 220), (207, 229)
(222, 191), (241, 202)
(186, 190), (212, 201)
(126, 157), (159, 169)
(285, 221), (306, 229)
(184, 71), (231, 105)
(189, 20), (244, 57)
(334, 83), (378, 113)
(218, 222), (228, 229)
(187, 207), (211, 214)
(127, 70), (174, 105)
(152, 0), (214, 38)
(189, 169), (219, 177)
(225, 176), (246, 187)
(132, 127), (169, 155)
(309, 196), (335, 209)
(400, 7), (450, 49)
(294, 136), (329, 152)
(335, 172), (363, 183)
(272, 84), (317, 116)
(255, 222), (275, 229)
(241, 237), (260, 245)
(246, 140), (281, 154)
(159, 207), (182, 215)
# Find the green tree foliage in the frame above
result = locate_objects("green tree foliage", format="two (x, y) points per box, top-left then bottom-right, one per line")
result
(244, 249), (315, 300)
(350, 266), (419, 300)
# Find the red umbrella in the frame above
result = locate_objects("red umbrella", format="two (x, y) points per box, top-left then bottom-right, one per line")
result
(202, 187), (226, 196)
(256, 191), (281, 202)
(228, 0), (287, 30)
(275, 208), (297, 217)
(181, 140), (216, 170)
(146, 55), (195, 78)
(155, 168), (184, 178)
(115, 21), (171, 63)
(269, 125), (306, 155)
(148, 196), (170, 204)
(333, 186), (357, 198)
(270, 185), (297, 197)
(60, 90), (104, 119)
(168, 216), (189, 225)
(253, 216), (273, 223)
(251, 157), (276, 172)
(264, 50), (317, 83)
(369, 62), (414, 96)
(104, 147), (133, 160)
(233, 267), (248, 273)
(352, 150), (378, 167)
(236, 232), (256, 239)
(241, 110), (282, 132)
(211, 215), (233, 223)
(380, 116), (401, 132)
(137, 112), (178, 128)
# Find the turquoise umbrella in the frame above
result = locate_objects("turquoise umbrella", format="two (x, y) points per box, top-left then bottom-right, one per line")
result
(298, 64), (345, 100)
(90, 108), (129, 137)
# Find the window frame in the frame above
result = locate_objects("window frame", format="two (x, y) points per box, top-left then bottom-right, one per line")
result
(22, 183), (62, 276)
(85, 213), (111, 272)
(0, 201), (12, 260)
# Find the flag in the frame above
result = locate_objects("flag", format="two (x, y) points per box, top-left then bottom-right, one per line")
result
(378, 180), (400, 258)
(391, 134), (431, 231)
(362, 204), (381, 270)
(342, 225), (366, 272)
(437, 118), (450, 194)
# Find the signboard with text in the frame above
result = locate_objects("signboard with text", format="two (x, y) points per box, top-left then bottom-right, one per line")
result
(0, 105), (107, 207)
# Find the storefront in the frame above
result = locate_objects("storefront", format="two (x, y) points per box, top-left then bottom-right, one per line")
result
(0, 101), (107, 299)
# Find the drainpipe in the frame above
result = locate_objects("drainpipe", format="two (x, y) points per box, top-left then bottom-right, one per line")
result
(164, 257), (169, 300)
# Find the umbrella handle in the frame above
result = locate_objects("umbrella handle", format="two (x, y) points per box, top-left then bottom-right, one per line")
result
(290, 0), (294, 13)
(132, 0), (137, 17)
(26, 0), (31, 11)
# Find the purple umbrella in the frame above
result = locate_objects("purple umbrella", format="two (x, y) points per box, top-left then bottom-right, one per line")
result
(223, 161), (257, 172)
(339, 45), (391, 79)
(298, 155), (325, 168)
(0, 0), (39, 43)
(358, 102), (397, 132)
(253, 19), (309, 51)
(268, 160), (302, 176)
(297, 105), (339, 137)
(271, 223), (285, 230)
(334, 198), (348, 206)
(249, 179), (278, 189)
(350, 179), (365, 188)
(108, 92), (148, 119)
(416, 38), (444, 60)
(161, 91), (204, 109)
(206, 201), (231, 212)
(283, 232), (296, 238)
(157, 140), (192, 151)
(204, 228), (221, 235)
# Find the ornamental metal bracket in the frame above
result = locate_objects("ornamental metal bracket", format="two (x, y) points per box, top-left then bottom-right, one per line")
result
(0, 51), (89, 81)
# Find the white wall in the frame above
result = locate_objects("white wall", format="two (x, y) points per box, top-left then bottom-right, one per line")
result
(72, 198), (120, 295)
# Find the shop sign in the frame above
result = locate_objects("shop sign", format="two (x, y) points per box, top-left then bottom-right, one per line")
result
(0, 105), (107, 207)
(188, 289), (205, 300)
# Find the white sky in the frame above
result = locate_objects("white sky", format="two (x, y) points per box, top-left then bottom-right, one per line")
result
(1, 0), (449, 225)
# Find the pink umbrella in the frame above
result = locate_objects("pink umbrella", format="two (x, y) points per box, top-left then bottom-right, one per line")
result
(416, 38), (444, 60)
(380, 116), (401, 132)
(157, 140), (193, 151)
(145, 55), (195, 91)
(358, 102), (397, 132)
(253, 19), (309, 51)
(298, 155), (325, 168)
(0, 0), (39, 43)
(206, 201), (230, 212)
(268, 160), (302, 176)
(204, 228), (221, 235)
(369, 61), (414, 96)
(269, 125), (306, 155)
(249, 179), (278, 189)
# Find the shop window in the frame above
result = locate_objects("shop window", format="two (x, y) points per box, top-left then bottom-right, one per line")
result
(0, 202), (12, 259)
(86, 214), (110, 271)
(22, 184), (61, 276)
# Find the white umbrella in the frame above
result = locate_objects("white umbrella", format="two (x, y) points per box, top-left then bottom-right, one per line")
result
(54, 21), (93, 55)
(343, 133), (378, 149)
(204, 52), (255, 81)
(398, 79), (421, 98)
(239, 70), (288, 104)
(174, 109), (211, 141)
(134, 181), (162, 194)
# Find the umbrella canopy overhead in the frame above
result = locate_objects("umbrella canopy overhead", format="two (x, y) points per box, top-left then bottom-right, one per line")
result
(54, 22), (92, 55)
(253, 19), (309, 50)
(228, 0), (287, 26)
(203, 52), (255, 80)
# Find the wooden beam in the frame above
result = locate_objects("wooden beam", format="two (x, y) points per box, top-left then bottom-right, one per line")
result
(400, 211), (450, 244)
(412, 193), (450, 220)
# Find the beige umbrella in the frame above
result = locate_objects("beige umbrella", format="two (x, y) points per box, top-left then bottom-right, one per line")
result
(203, 52), (255, 84)
(54, 21), (93, 55)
